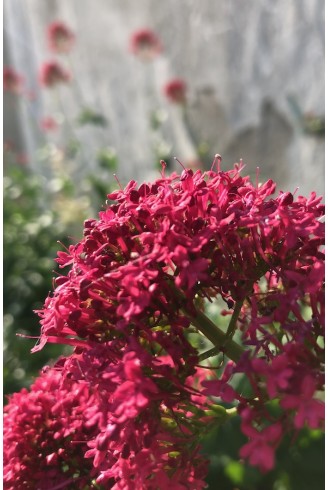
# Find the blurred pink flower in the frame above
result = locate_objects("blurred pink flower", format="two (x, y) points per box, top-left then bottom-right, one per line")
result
(47, 21), (75, 53)
(281, 375), (325, 429)
(163, 78), (187, 104)
(3, 66), (24, 94)
(40, 116), (58, 132)
(240, 422), (283, 473)
(202, 361), (237, 403)
(130, 28), (162, 60)
(16, 153), (29, 166)
(39, 61), (71, 88)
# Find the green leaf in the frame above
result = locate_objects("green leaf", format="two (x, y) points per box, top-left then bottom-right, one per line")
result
(224, 460), (245, 485)
(97, 148), (118, 171)
(77, 107), (107, 127)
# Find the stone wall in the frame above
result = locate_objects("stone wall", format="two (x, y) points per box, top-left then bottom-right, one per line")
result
(4, 0), (324, 196)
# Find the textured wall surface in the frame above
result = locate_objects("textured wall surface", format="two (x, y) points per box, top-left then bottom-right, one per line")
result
(4, 0), (324, 195)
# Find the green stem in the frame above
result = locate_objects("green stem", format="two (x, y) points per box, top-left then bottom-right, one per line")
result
(199, 346), (221, 362)
(182, 305), (244, 363)
(225, 300), (243, 340)
(198, 301), (244, 362)
(166, 279), (245, 363)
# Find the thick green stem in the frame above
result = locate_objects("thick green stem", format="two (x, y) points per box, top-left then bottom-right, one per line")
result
(199, 346), (221, 362)
(167, 280), (245, 363)
(199, 300), (244, 361)
(182, 305), (245, 363)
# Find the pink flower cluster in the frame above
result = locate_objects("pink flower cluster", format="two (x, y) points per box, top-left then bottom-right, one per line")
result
(47, 21), (75, 54)
(39, 61), (71, 88)
(40, 21), (74, 90)
(163, 79), (187, 104)
(3, 20), (73, 129)
(4, 160), (324, 484)
(3, 66), (24, 94)
(130, 28), (162, 60)
(129, 28), (188, 104)
(37, 162), (324, 345)
(4, 369), (95, 489)
(4, 342), (210, 489)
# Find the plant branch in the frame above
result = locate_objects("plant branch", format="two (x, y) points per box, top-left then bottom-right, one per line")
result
(199, 347), (222, 362)
(167, 279), (245, 363)
(197, 301), (244, 363)
(225, 300), (244, 340)
(182, 305), (244, 363)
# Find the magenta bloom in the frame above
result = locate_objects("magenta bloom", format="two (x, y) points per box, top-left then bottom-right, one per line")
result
(281, 375), (325, 429)
(3, 66), (24, 94)
(251, 354), (293, 398)
(163, 79), (187, 104)
(130, 28), (162, 60)
(39, 61), (71, 88)
(4, 345), (210, 489)
(36, 164), (324, 354)
(240, 422), (283, 472)
(3, 369), (97, 489)
(47, 21), (75, 53)
(202, 361), (237, 403)
(9, 161), (324, 480)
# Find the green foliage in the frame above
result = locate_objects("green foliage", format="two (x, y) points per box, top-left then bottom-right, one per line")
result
(287, 95), (324, 137)
(77, 107), (108, 127)
(199, 303), (324, 490)
(82, 147), (118, 209)
(65, 138), (81, 158)
(96, 147), (118, 171)
(3, 163), (69, 397)
(203, 418), (324, 490)
(3, 145), (118, 399)
(303, 116), (325, 137)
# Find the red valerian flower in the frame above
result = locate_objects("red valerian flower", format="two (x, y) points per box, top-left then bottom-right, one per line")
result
(36, 163), (324, 351)
(163, 79), (187, 104)
(3, 368), (98, 490)
(280, 375), (325, 429)
(201, 361), (238, 403)
(47, 21), (75, 53)
(4, 338), (212, 489)
(39, 61), (71, 88)
(74, 341), (211, 489)
(239, 417), (283, 473)
(250, 355), (293, 398)
(32, 159), (324, 475)
(129, 28), (162, 60)
(40, 116), (59, 132)
(3, 66), (24, 94)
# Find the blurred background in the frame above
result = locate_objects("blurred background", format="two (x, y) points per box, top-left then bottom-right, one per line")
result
(4, 0), (324, 189)
(3, 1), (325, 489)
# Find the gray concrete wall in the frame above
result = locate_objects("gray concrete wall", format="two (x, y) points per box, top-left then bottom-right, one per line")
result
(4, 0), (324, 196)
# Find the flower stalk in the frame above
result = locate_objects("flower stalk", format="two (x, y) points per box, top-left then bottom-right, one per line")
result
(182, 304), (245, 363)
(168, 279), (245, 363)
